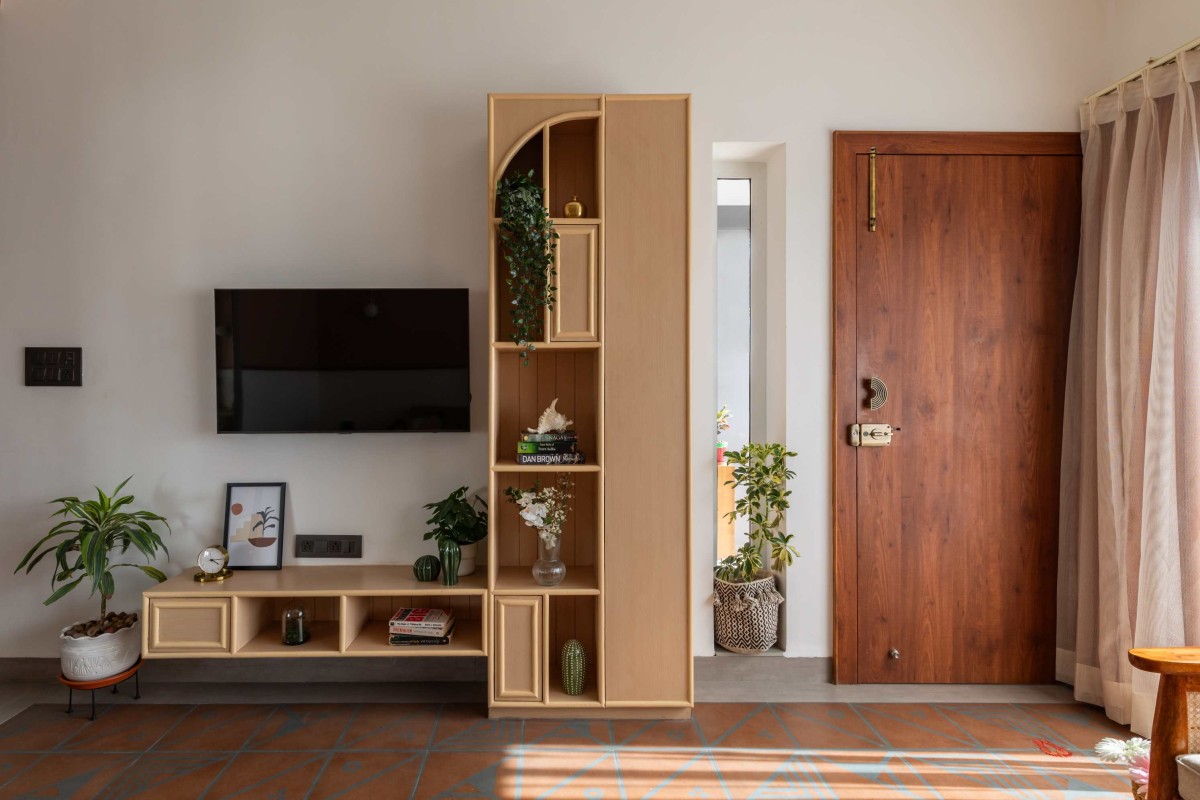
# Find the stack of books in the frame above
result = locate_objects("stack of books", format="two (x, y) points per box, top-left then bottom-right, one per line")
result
(516, 431), (586, 465)
(387, 607), (455, 646)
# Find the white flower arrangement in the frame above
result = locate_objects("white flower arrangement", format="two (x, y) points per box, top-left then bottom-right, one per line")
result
(1095, 737), (1152, 798)
(506, 475), (573, 547)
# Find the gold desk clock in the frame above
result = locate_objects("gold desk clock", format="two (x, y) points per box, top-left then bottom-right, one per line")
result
(194, 545), (232, 582)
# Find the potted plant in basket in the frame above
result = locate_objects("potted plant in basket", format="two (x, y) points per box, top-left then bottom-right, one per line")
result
(713, 443), (798, 653)
(423, 486), (488, 585)
(14, 477), (171, 680)
(497, 170), (559, 365)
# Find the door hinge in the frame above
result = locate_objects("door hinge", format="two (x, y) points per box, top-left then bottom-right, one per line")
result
(868, 146), (877, 232)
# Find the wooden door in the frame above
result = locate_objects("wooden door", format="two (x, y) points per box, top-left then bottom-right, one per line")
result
(833, 133), (1081, 684)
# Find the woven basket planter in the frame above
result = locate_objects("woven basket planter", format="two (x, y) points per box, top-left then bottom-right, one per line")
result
(714, 575), (784, 653)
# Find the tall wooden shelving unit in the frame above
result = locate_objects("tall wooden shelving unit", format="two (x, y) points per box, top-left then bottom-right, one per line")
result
(487, 94), (692, 719)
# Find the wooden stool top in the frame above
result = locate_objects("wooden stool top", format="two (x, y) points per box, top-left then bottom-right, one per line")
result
(57, 658), (143, 690)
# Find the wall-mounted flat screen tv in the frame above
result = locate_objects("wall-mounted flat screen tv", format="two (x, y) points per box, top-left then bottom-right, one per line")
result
(215, 288), (470, 433)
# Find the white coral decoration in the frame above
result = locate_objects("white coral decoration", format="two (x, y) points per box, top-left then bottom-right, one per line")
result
(1094, 737), (1151, 765)
(527, 398), (573, 434)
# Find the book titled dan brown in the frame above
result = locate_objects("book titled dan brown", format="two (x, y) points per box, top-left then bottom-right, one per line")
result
(515, 452), (586, 466)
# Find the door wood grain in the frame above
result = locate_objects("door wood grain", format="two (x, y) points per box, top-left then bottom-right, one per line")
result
(833, 132), (1081, 683)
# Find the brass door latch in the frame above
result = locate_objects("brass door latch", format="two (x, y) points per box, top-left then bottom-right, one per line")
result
(849, 423), (896, 447)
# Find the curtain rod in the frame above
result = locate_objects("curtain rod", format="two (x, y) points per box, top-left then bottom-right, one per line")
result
(1084, 33), (1200, 102)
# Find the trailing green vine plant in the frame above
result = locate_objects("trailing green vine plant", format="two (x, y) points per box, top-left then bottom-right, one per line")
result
(714, 443), (799, 583)
(497, 171), (558, 364)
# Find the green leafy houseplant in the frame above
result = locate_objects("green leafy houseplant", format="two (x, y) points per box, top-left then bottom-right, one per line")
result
(423, 486), (488, 548)
(15, 477), (171, 624)
(714, 443), (799, 583)
(497, 170), (558, 364)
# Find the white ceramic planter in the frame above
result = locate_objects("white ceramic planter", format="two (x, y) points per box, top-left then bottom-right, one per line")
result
(60, 619), (140, 680)
(458, 542), (478, 577)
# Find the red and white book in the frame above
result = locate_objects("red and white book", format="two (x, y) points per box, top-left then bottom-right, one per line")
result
(388, 607), (454, 636)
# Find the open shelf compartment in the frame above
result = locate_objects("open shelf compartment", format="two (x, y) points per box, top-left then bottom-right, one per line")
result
(233, 596), (341, 657)
(548, 117), (599, 220)
(493, 348), (598, 469)
(342, 594), (485, 657)
(546, 595), (601, 706)
(492, 470), (599, 596)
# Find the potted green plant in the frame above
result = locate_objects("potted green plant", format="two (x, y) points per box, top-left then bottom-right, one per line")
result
(15, 477), (171, 680)
(423, 486), (488, 584)
(713, 443), (798, 653)
(716, 404), (732, 464)
(497, 170), (558, 365)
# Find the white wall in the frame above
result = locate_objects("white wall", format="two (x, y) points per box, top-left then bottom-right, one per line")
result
(0, 0), (1116, 658)
(1099, 0), (1200, 88)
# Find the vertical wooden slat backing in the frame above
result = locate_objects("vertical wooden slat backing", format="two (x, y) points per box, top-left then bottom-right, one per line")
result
(494, 472), (597, 567)
(495, 351), (598, 462)
(602, 96), (691, 704)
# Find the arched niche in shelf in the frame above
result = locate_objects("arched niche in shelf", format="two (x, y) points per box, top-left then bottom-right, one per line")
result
(492, 111), (602, 219)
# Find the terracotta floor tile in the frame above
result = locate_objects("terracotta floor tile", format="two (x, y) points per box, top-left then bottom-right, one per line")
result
(994, 752), (1133, 795)
(693, 703), (797, 749)
(152, 704), (275, 752)
(935, 703), (1074, 750)
(523, 718), (612, 748)
(431, 704), (521, 750)
(853, 703), (979, 749)
(411, 750), (520, 799)
(0, 753), (137, 798)
(612, 718), (705, 749)
(245, 704), (353, 751)
(1015, 703), (1133, 750)
(774, 703), (887, 750)
(521, 749), (624, 799)
(614, 749), (729, 799)
(0, 705), (96, 752)
(59, 704), (188, 752)
(710, 753), (806, 796)
(308, 751), (424, 800)
(94, 751), (229, 799)
(204, 751), (329, 799)
(0, 753), (40, 789)
(339, 703), (439, 750)
(796, 751), (942, 799)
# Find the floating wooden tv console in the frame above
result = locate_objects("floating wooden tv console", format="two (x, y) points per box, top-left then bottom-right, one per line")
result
(141, 565), (487, 660)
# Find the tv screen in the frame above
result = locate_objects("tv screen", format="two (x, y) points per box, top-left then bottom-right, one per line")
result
(214, 289), (470, 433)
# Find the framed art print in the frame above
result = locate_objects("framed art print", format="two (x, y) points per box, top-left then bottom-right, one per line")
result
(223, 483), (286, 569)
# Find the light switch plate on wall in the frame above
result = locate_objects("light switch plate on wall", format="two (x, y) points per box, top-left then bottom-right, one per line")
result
(294, 535), (363, 558)
(25, 347), (82, 386)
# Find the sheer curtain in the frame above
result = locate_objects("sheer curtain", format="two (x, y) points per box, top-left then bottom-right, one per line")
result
(1059, 49), (1200, 734)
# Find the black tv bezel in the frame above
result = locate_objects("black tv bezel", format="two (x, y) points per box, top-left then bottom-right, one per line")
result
(214, 287), (471, 434)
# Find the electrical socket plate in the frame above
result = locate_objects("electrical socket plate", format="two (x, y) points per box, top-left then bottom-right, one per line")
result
(295, 535), (362, 558)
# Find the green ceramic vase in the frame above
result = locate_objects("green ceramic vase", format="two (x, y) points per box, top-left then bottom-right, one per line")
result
(438, 540), (461, 586)
(561, 638), (586, 696)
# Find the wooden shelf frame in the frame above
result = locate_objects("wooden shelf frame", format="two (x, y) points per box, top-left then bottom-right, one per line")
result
(142, 566), (487, 659)
(488, 96), (607, 712)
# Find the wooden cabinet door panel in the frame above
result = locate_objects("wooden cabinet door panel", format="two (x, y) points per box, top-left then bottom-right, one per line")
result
(147, 598), (230, 654)
(602, 95), (691, 705)
(551, 225), (599, 342)
(494, 596), (542, 702)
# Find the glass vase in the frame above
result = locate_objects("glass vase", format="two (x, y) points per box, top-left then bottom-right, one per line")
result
(532, 535), (566, 587)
